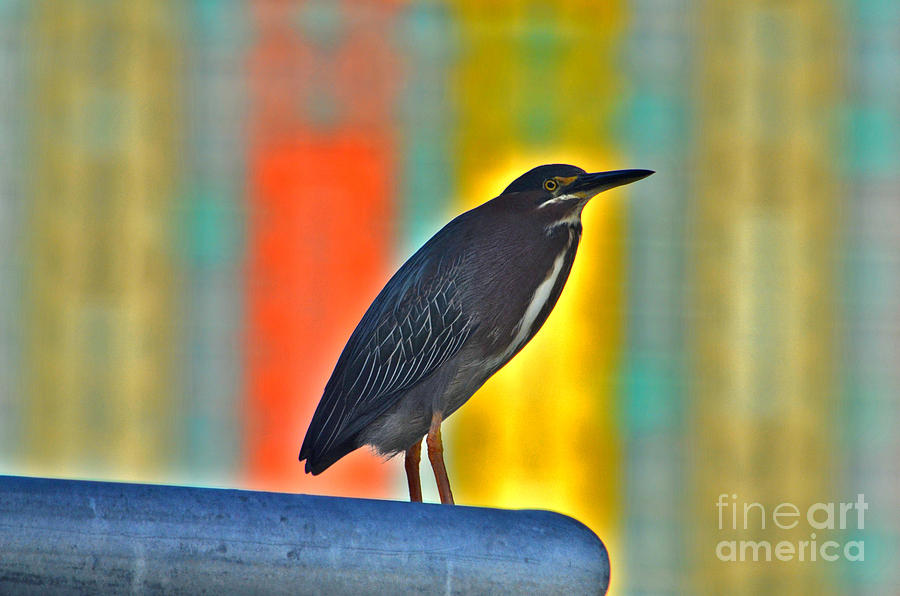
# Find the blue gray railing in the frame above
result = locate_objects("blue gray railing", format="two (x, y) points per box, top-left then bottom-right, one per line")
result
(0, 475), (609, 595)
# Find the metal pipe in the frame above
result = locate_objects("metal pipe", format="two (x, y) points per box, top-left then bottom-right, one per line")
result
(0, 475), (609, 595)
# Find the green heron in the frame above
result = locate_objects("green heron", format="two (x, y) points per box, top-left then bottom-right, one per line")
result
(300, 164), (653, 504)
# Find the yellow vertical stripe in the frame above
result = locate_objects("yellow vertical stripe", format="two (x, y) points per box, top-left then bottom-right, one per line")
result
(26, 1), (179, 481)
(28, 2), (90, 472)
(110, 0), (180, 479)
(448, 2), (627, 588)
(693, 1), (840, 593)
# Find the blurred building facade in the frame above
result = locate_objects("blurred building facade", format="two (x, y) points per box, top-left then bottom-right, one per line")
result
(0, 1), (896, 594)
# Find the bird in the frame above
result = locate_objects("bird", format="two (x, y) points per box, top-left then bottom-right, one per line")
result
(299, 164), (653, 504)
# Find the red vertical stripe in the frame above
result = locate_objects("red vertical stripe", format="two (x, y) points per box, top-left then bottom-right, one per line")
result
(245, 1), (398, 496)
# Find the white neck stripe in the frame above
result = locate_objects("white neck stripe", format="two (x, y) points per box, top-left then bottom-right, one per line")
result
(538, 193), (577, 208)
(505, 248), (567, 357)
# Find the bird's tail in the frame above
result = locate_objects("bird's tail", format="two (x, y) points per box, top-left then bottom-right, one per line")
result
(299, 434), (359, 476)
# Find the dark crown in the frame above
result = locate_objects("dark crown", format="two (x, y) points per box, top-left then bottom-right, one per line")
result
(502, 164), (586, 194)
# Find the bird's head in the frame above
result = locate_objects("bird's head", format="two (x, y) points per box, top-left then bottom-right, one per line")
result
(501, 164), (654, 221)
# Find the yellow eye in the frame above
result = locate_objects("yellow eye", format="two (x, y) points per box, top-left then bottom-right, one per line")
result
(543, 179), (558, 192)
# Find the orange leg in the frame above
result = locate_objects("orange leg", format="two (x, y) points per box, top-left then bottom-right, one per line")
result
(426, 411), (454, 505)
(404, 438), (423, 503)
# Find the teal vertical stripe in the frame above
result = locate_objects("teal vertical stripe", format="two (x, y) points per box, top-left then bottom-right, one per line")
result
(841, 0), (900, 592)
(397, 2), (457, 253)
(622, 1), (692, 593)
(519, 4), (563, 146)
(0, 0), (25, 467)
(176, 0), (247, 484)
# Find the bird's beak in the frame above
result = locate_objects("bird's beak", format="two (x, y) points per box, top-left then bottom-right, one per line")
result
(568, 169), (654, 199)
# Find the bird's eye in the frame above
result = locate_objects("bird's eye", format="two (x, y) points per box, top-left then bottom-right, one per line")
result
(543, 179), (558, 192)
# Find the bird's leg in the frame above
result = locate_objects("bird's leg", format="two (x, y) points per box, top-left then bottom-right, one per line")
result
(404, 438), (423, 502)
(426, 410), (454, 505)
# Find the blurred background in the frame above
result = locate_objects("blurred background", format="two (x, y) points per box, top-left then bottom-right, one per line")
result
(0, 1), (897, 594)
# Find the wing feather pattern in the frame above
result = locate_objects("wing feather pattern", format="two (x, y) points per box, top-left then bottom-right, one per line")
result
(300, 250), (475, 474)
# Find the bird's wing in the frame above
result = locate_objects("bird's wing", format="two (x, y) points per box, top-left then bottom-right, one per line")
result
(300, 250), (476, 471)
